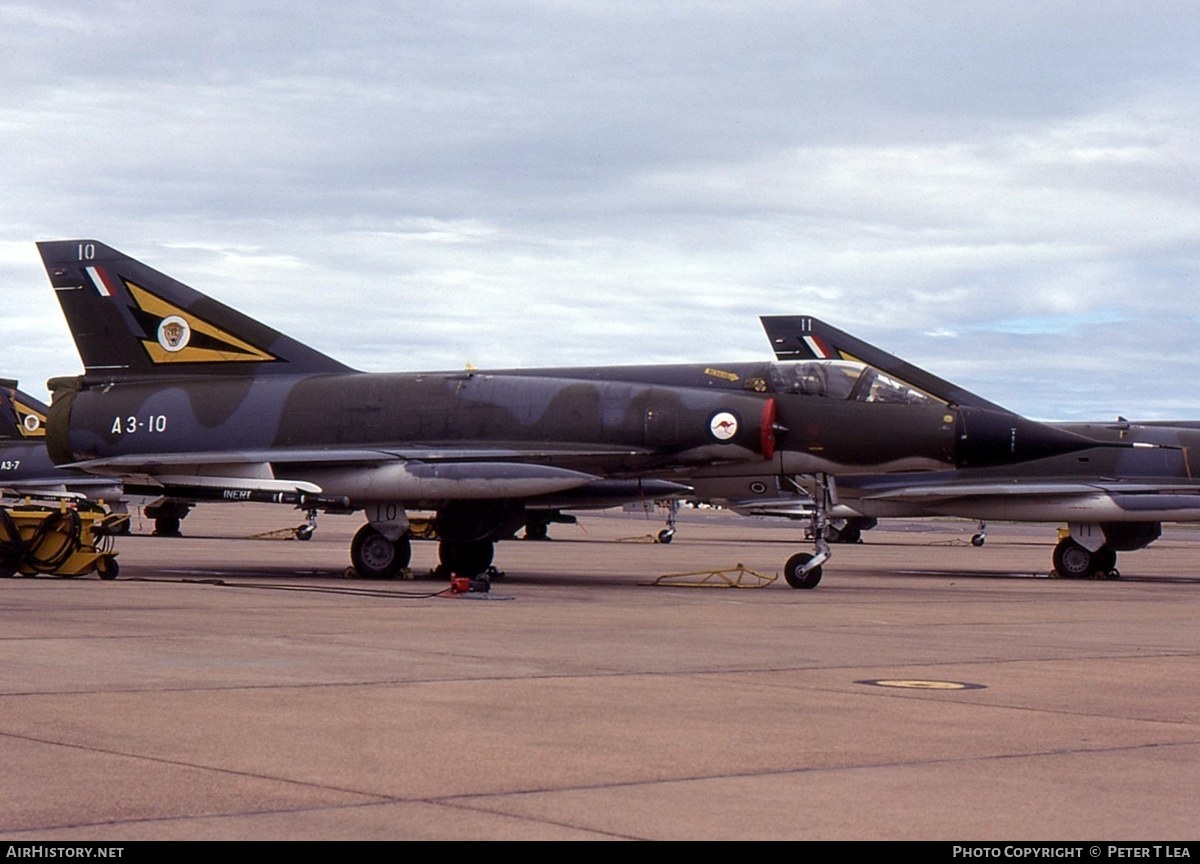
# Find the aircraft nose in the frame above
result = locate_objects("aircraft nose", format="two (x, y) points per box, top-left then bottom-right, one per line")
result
(954, 407), (1110, 467)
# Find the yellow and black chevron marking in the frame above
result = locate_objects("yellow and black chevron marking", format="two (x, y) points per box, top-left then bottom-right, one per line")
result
(12, 398), (46, 438)
(127, 282), (278, 364)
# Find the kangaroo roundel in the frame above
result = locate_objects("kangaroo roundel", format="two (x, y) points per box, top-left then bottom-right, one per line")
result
(709, 411), (739, 441)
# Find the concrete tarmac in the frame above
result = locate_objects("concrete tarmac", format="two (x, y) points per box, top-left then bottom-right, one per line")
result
(2, 504), (1198, 841)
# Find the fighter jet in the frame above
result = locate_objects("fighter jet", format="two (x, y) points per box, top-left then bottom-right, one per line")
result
(763, 316), (1200, 578)
(38, 240), (785, 583)
(480, 333), (1108, 585)
(37, 241), (1105, 587)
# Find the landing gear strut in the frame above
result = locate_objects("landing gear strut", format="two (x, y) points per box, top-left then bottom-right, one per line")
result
(657, 499), (678, 544)
(784, 473), (831, 589)
(294, 508), (318, 541)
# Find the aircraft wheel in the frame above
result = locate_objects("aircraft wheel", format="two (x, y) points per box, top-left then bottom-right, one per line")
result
(154, 516), (182, 537)
(295, 524), (314, 541)
(657, 528), (675, 544)
(524, 522), (549, 540)
(971, 533), (986, 547)
(783, 552), (822, 589)
(351, 524), (412, 579)
(1096, 547), (1118, 575)
(438, 539), (494, 577)
(96, 555), (119, 581)
(1052, 538), (1097, 579)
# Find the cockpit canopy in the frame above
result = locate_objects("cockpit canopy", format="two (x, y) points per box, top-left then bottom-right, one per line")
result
(767, 361), (941, 405)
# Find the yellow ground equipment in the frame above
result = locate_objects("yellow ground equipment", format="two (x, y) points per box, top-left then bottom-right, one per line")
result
(648, 563), (777, 589)
(0, 499), (123, 579)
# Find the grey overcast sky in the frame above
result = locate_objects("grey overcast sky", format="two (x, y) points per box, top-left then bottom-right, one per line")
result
(2, 1), (1197, 419)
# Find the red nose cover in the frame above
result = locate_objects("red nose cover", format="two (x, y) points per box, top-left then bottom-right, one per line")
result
(760, 398), (777, 459)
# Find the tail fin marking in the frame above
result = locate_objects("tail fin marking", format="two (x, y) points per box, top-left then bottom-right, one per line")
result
(38, 240), (352, 380)
(0, 382), (48, 440)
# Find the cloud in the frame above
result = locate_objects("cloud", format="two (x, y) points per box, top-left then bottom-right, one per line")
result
(1, 1), (1197, 421)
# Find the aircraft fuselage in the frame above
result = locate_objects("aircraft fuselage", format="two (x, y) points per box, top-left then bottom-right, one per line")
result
(48, 370), (781, 508)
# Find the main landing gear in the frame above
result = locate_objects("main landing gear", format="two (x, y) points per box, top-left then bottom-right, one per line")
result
(1049, 523), (1159, 579)
(434, 540), (496, 592)
(348, 522), (498, 592)
(146, 500), (191, 537)
(783, 473), (832, 589)
(350, 523), (413, 579)
(1052, 537), (1118, 579)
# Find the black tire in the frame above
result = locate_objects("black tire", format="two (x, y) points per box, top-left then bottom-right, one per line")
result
(1052, 538), (1096, 578)
(0, 511), (21, 577)
(295, 524), (314, 541)
(657, 528), (675, 544)
(524, 522), (549, 540)
(96, 555), (119, 581)
(154, 516), (182, 537)
(351, 524), (412, 579)
(971, 533), (986, 547)
(438, 539), (494, 577)
(784, 552), (822, 589)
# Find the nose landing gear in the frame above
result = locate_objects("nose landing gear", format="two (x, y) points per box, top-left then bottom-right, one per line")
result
(782, 473), (832, 589)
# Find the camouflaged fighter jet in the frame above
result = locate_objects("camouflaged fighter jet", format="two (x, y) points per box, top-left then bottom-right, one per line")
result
(493, 325), (1112, 585)
(763, 315), (1200, 579)
(38, 240), (773, 582)
(37, 241), (1105, 587)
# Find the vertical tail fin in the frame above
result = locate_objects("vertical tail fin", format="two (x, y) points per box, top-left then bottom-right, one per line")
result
(760, 315), (1008, 412)
(37, 240), (353, 382)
